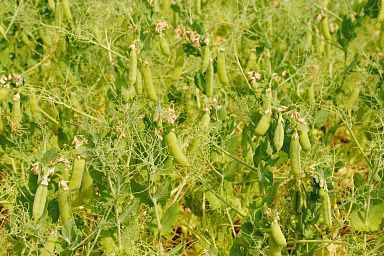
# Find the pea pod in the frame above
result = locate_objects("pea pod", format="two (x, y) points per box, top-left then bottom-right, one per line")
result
(135, 70), (143, 94)
(269, 235), (282, 256)
(320, 15), (332, 41)
(11, 93), (21, 130)
(263, 88), (273, 109)
(79, 169), (94, 205)
(245, 48), (257, 73)
(129, 45), (138, 85)
(273, 114), (284, 152)
(297, 123), (311, 151)
(0, 109), (4, 133)
(58, 180), (74, 231)
(68, 158), (86, 191)
(254, 109), (271, 136)
(379, 0), (384, 22)
(40, 231), (57, 256)
(142, 61), (158, 102)
(320, 188), (332, 228)
(33, 180), (48, 220)
(62, 0), (72, 21)
(217, 48), (230, 86)
(194, 0), (202, 16)
(171, 47), (185, 81)
(290, 132), (301, 177)
(205, 59), (214, 97)
(201, 39), (210, 73)
(271, 220), (287, 247)
(305, 22), (313, 50)
(159, 35), (171, 58)
(47, 0), (55, 11)
(0, 87), (9, 101)
(166, 130), (189, 166)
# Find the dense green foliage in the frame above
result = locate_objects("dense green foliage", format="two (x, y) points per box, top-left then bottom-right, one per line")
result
(0, 0), (384, 255)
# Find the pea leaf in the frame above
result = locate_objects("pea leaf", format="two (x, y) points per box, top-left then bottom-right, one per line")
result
(130, 180), (153, 207)
(350, 204), (384, 231)
(154, 179), (171, 207)
(160, 203), (179, 235)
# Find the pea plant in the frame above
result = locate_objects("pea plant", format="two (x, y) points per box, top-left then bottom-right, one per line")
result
(0, 0), (383, 255)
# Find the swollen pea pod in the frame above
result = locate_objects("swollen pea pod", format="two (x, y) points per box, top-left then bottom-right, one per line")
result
(129, 44), (138, 85)
(135, 69), (143, 94)
(305, 22), (313, 50)
(0, 87), (9, 101)
(379, 0), (384, 22)
(194, 0), (202, 16)
(159, 35), (171, 58)
(217, 48), (230, 86)
(320, 15), (332, 41)
(320, 187), (332, 228)
(271, 220), (287, 247)
(32, 178), (48, 220)
(171, 47), (185, 81)
(307, 84), (315, 104)
(47, 0), (55, 11)
(268, 235), (282, 256)
(205, 59), (214, 97)
(0, 109), (4, 133)
(79, 169), (94, 205)
(40, 231), (58, 256)
(27, 95), (42, 122)
(254, 109), (271, 136)
(142, 61), (158, 102)
(297, 122), (311, 151)
(62, 0), (72, 21)
(58, 179), (74, 232)
(11, 93), (21, 131)
(290, 132), (301, 178)
(166, 130), (189, 166)
(245, 48), (257, 73)
(68, 157), (86, 191)
(273, 114), (284, 152)
(201, 39), (210, 73)
(263, 88), (273, 109)
(55, 1), (63, 27)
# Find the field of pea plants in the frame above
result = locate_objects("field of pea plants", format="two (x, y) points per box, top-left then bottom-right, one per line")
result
(1, 0), (384, 255)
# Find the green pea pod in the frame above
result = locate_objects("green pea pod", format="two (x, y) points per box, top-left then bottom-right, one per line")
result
(290, 132), (301, 177)
(62, 0), (72, 21)
(273, 115), (284, 152)
(217, 48), (230, 86)
(194, 0), (202, 16)
(48, 0), (55, 11)
(79, 169), (94, 205)
(58, 181), (74, 231)
(129, 45), (138, 85)
(298, 123), (311, 151)
(245, 49), (257, 73)
(69, 158), (86, 191)
(135, 70), (143, 94)
(159, 35), (171, 58)
(321, 188), (332, 228)
(320, 16), (332, 41)
(271, 221), (287, 247)
(379, 0), (384, 22)
(0, 109), (4, 133)
(254, 109), (271, 136)
(142, 61), (158, 102)
(0, 87), (9, 101)
(11, 93), (21, 130)
(55, 2), (63, 27)
(305, 22), (313, 50)
(263, 88), (273, 110)
(166, 130), (189, 166)
(40, 231), (58, 256)
(171, 47), (185, 81)
(205, 59), (214, 97)
(33, 182), (48, 220)
(269, 235), (282, 256)
(201, 42), (210, 73)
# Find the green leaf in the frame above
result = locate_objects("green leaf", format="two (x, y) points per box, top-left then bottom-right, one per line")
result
(41, 148), (57, 165)
(160, 203), (179, 235)
(154, 179), (171, 207)
(350, 204), (384, 231)
(130, 180), (153, 207)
